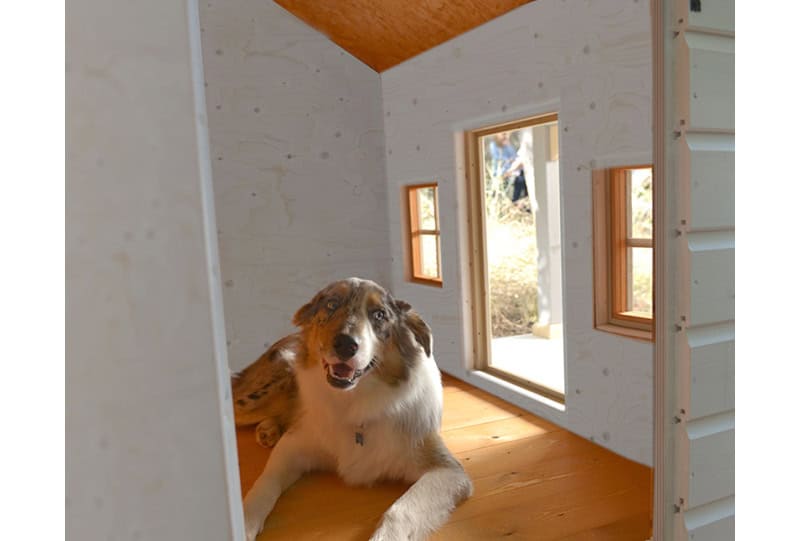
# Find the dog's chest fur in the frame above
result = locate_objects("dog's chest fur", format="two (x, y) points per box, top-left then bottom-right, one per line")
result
(293, 356), (443, 486)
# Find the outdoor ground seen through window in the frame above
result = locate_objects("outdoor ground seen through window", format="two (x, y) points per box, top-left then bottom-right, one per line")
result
(626, 168), (653, 316)
(475, 116), (565, 400)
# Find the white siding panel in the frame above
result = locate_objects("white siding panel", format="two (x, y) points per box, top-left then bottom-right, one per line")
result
(688, 515), (734, 541)
(685, 414), (735, 508)
(681, 134), (735, 230)
(687, 323), (734, 419)
(688, 235), (734, 326)
(677, 33), (734, 132)
(684, 496), (735, 541)
(668, 0), (735, 536)
(677, 0), (735, 35)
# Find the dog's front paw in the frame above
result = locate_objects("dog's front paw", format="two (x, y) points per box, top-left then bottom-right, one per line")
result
(370, 510), (415, 541)
(243, 499), (267, 541)
(244, 515), (264, 541)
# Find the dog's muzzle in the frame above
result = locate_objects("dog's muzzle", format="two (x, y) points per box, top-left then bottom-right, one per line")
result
(324, 358), (377, 389)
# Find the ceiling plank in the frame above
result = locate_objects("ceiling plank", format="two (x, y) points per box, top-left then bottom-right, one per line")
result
(274, 0), (534, 72)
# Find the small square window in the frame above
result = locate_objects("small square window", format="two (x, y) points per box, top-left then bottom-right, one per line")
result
(406, 183), (442, 286)
(592, 165), (654, 341)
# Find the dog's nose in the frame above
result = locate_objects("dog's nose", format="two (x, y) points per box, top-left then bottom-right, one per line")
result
(333, 334), (359, 359)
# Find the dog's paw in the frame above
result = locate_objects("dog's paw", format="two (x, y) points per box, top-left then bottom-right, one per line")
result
(243, 508), (265, 541)
(243, 493), (271, 541)
(369, 511), (415, 541)
(255, 420), (281, 448)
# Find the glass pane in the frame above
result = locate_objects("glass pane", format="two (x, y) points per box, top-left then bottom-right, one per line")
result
(479, 120), (564, 396)
(481, 127), (537, 338)
(629, 247), (653, 314)
(417, 187), (437, 230)
(628, 168), (652, 239)
(419, 234), (439, 278)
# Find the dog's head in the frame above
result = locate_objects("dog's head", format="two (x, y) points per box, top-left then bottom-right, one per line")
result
(293, 277), (432, 391)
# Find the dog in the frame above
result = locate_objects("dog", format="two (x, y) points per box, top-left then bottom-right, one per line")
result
(232, 277), (472, 540)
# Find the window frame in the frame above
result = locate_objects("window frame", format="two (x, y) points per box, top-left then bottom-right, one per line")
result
(406, 182), (443, 287)
(592, 165), (654, 341)
(464, 112), (565, 404)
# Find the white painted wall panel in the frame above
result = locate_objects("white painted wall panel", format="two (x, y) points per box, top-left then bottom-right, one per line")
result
(661, 0), (735, 536)
(677, 0), (735, 34)
(677, 33), (735, 132)
(382, 0), (653, 465)
(688, 241), (735, 326)
(687, 514), (735, 541)
(199, 1), (391, 371)
(684, 496), (735, 541)
(686, 323), (734, 419)
(66, 1), (242, 539)
(681, 134), (735, 230)
(684, 418), (735, 508)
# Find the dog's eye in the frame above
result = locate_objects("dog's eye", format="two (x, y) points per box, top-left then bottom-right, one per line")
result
(326, 300), (339, 312)
(372, 309), (387, 321)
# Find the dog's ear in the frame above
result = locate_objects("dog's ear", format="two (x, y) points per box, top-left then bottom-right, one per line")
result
(392, 298), (432, 358)
(393, 299), (412, 313)
(406, 311), (432, 358)
(292, 292), (322, 327)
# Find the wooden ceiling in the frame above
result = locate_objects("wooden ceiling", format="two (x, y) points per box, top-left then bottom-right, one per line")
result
(274, 0), (534, 72)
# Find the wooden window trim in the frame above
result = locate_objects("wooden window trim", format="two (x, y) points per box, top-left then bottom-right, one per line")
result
(406, 183), (443, 287)
(465, 112), (565, 403)
(592, 166), (654, 341)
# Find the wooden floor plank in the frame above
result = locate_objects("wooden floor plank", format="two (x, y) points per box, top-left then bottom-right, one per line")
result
(443, 413), (561, 455)
(457, 430), (647, 487)
(441, 388), (526, 431)
(239, 375), (652, 540)
(558, 513), (652, 541)
(432, 485), (648, 541)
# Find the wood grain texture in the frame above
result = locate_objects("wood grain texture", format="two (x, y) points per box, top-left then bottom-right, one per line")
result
(199, 0), (392, 371)
(237, 373), (652, 540)
(274, 0), (534, 72)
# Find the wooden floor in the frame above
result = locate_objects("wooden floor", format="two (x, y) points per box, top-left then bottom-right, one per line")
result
(237, 374), (652, 540)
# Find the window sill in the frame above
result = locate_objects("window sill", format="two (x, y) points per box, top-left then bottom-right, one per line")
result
(595, 323), (653, 342)
(408, 276), (443, 287)
(466, 369), (567, 414)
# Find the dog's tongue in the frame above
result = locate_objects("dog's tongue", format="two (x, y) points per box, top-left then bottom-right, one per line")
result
(331, 362), (355, 379)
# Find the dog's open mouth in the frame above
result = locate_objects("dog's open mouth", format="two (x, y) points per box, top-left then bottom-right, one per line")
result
(323, 359), (376, 389)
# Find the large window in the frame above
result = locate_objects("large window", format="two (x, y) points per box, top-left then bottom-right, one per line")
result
(592, 165), (654, 340)
(465, 113), (565, 403)
(406, 183), (442, 286)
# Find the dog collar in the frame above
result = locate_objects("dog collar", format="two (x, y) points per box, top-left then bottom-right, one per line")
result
(355, 421), (366, 446)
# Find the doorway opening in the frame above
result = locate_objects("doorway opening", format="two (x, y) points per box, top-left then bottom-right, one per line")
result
(465, 113), (565, 403)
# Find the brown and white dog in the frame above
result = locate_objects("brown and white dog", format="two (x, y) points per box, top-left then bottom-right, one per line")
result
(232, 277), (472, 540)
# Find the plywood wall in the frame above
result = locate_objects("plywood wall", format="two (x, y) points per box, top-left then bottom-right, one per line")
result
(199, 1), (392, 371)
(381, 0), (654, 465)
(66, 0), (242, 538)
